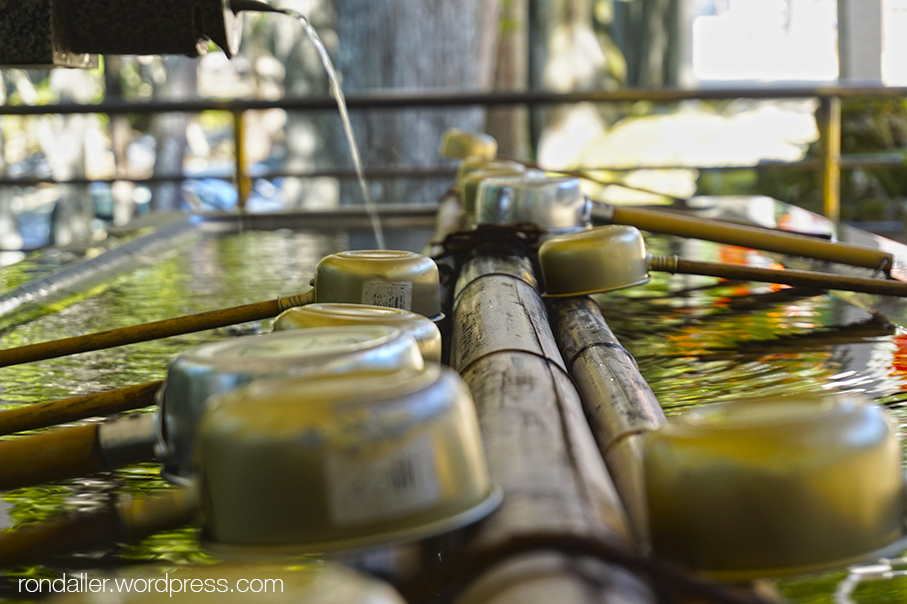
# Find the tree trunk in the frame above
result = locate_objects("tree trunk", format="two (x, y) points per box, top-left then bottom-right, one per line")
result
(282, 1), (339, 210)
(612, 0), (679, 87)
(329, 0), (488, 206)
(528, 0), (609, 155)
(484, 0), (531, 159)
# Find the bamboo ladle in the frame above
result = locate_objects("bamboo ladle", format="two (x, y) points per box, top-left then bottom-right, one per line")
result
(0, 304), (441, 438)
(0, 249), (441, 369)
(0, 291), (312, 369)
(539, 226), (907, 298)
(0, 326), (423, 491)
(590, 201), (894, 274)
(0, 380), (162, 437)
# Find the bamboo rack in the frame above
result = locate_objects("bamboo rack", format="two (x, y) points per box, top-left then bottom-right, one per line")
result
(445, 241), (655, 604)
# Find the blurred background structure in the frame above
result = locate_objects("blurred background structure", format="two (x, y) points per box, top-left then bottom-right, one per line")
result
(1, 0), (906, 257)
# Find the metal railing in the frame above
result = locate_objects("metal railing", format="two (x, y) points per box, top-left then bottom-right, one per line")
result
(2, 84), (907, 222)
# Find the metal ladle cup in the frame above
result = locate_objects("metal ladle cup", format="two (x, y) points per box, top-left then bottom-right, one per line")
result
(195, 364), (501, 555)
(644, 393), (907, 580)
(440, 130), (498, 160)
(157, 325), (425, 484)
(539, 225), (907, 298)
(475, 175), (591, 233)
(314, 250), (443, 320)
(272, 303), (442, 363)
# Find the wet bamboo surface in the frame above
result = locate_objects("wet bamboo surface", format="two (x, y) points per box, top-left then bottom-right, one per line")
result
(446, 242), (655, 604)
(547, 296), (666, 543)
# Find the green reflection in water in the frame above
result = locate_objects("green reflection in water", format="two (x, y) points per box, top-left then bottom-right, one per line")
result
(774, 572), (848, 604)
(850, 577), (907, 603)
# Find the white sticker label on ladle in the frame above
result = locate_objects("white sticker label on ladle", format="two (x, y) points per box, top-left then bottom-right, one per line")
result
(326, 434), (440, 526)
(362, 281), (412, 310)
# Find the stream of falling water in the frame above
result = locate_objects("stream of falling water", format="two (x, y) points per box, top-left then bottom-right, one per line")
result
(272, 8), (386, 250)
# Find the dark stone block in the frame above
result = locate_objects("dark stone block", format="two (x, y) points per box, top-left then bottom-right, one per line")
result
(0, 0), (97, 68)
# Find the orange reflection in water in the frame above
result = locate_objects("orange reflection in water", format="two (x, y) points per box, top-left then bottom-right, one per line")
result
(716, 245), (790, 294)
(890, 333), (907, 378)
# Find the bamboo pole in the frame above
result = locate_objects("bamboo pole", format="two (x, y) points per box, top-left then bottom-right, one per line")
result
(592, 202), (894, 273)
(648, 255), (907, 296)
(446, 242), (656, 604)
(233, 109), (252, 211)
(0, 380), (162, 436)
(0, 424), (107, 489)
(0, 488), (196, 567)
(0, 415), (157, 490)
(0, 291), (313, 369)
(547, 297), (666, 543)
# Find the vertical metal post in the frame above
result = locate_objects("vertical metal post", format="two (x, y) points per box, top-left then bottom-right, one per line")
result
(232, 109), (250, 211)
(819, 95), (841, 223)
